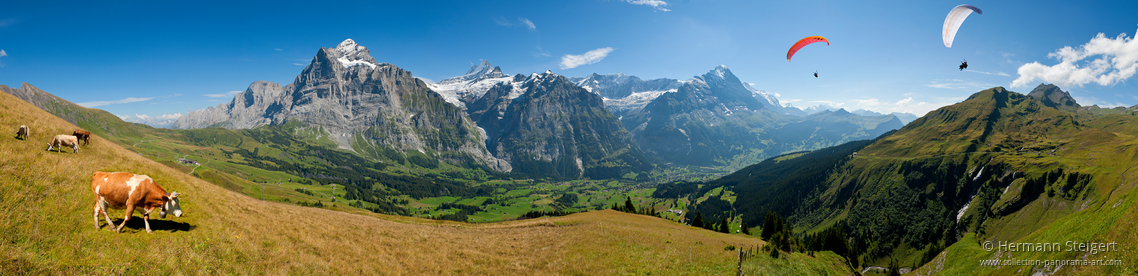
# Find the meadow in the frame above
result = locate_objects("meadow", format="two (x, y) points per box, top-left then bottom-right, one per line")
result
(0, 85), (866, 275)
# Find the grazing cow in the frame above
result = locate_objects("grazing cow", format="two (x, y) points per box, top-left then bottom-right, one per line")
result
(73, 130), (91, 146)
(91, 171), (183, 233)
(46, 134), (80, 153)
(16, 125), (29, 140)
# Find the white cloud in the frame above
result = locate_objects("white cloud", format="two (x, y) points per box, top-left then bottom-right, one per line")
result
(925, 79), (999, 91)
(493, 17), (537, 31)
(794, 94), (951, 117)
(205, 90), (243, 98)
(493, 17), (512, 27)
(846, 97), (944, 116)
(854, 98), (883, 107)
(274, 48), (283, 51)
(520, 18), (536, 31)
(123, 113), (183, 120)
(0, 49), (7, 57)
(120, 113), (183, 128)
(533, 48), (551, 57)
(963, 69), (1011, 77)
(293, 63), (304, 66)
(1012, 27), (1138, 88)
(0, 18), (16, 28)
(158, 113), (182, 119)
(77, 97), (155, 108)
(559, 47), (614, 69)
(624, 0), (670, 12)
(1072, 95), (1128, 108)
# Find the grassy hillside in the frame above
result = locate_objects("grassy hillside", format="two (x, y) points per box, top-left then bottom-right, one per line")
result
(1, 83), (709, 226)
(672, 87), (1138, 274)
(0, 85), (869, 274)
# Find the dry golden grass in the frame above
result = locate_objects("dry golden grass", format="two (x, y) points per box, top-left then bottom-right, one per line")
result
(0, 91), (766, 275)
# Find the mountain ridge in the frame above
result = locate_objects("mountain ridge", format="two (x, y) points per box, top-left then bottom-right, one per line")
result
(172, 39), (511, 171)
(621, 66), (901, 168)
(468, 71), (651, 179)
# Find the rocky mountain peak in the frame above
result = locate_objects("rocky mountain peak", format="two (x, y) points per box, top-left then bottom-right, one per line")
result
(329, 38), (377, 69)
(699, 65), (738, 84)
(466, 60), (493, 75)
(464, 67), (649, 179)
(1027, 83), (1079, 109)
(172, 39), (511, 172)
(683, 65), (763, 110)
(438, 60), (508, 85)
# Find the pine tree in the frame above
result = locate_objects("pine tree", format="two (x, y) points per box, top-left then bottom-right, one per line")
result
(886, 258), (900, 276)
(719, 217), (729, 233)
(624, 196), (636, 214)
(693, 211), (704, 228)
(761, 211), (782, 240)
(741, 221), (750, 235)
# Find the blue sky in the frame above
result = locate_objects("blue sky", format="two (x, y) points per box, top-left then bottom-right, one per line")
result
(2, 0), (1137, 124)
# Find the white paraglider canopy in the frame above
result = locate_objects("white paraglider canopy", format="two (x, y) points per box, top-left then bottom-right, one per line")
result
(943, 4), (982, 48)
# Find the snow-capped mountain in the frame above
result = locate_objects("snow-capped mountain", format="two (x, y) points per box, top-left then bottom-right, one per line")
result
(424, 60), (512, 108)
(329, 38), (378, 69)
(568, 73), (682, 116)
(120, 113), (182, 128)
(429, 63), (801, 119)
(466, 70), (649, 179)
(620, 65), (902, 168)
(172, 39), (510, 171)
(742, 83), (802, 116)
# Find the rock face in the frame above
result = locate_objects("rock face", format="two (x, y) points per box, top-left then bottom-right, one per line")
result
(171, 81), (289, 129)
(1027, 83), (1079, 110)
(621, 66), (900, 168)
(467, 71), (651, 179)
(172, 39), (510, 171)
(621, 66), (769, 166)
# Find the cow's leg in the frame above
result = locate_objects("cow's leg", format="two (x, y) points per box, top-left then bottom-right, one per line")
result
(116, 205), (136, 233)
(93, 202), (101, 229)
(142, 208), (153, 233)
(98, 199), (114, 230)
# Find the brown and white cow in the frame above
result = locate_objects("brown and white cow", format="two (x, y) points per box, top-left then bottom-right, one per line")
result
(16, 125), (29, 140)
(91, 171), (183, 233)
(73, 130), (91, 146)
(46, 134), (80, 153)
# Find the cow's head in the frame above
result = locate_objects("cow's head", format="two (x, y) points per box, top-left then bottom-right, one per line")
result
(160, 192), (183, 218)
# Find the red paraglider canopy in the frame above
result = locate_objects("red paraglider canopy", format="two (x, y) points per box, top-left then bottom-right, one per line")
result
(787, 36), (829, 62)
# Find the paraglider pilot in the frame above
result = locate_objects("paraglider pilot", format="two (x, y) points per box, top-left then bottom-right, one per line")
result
(959, 60), (968, 71)
(813, 71), (818, 78)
